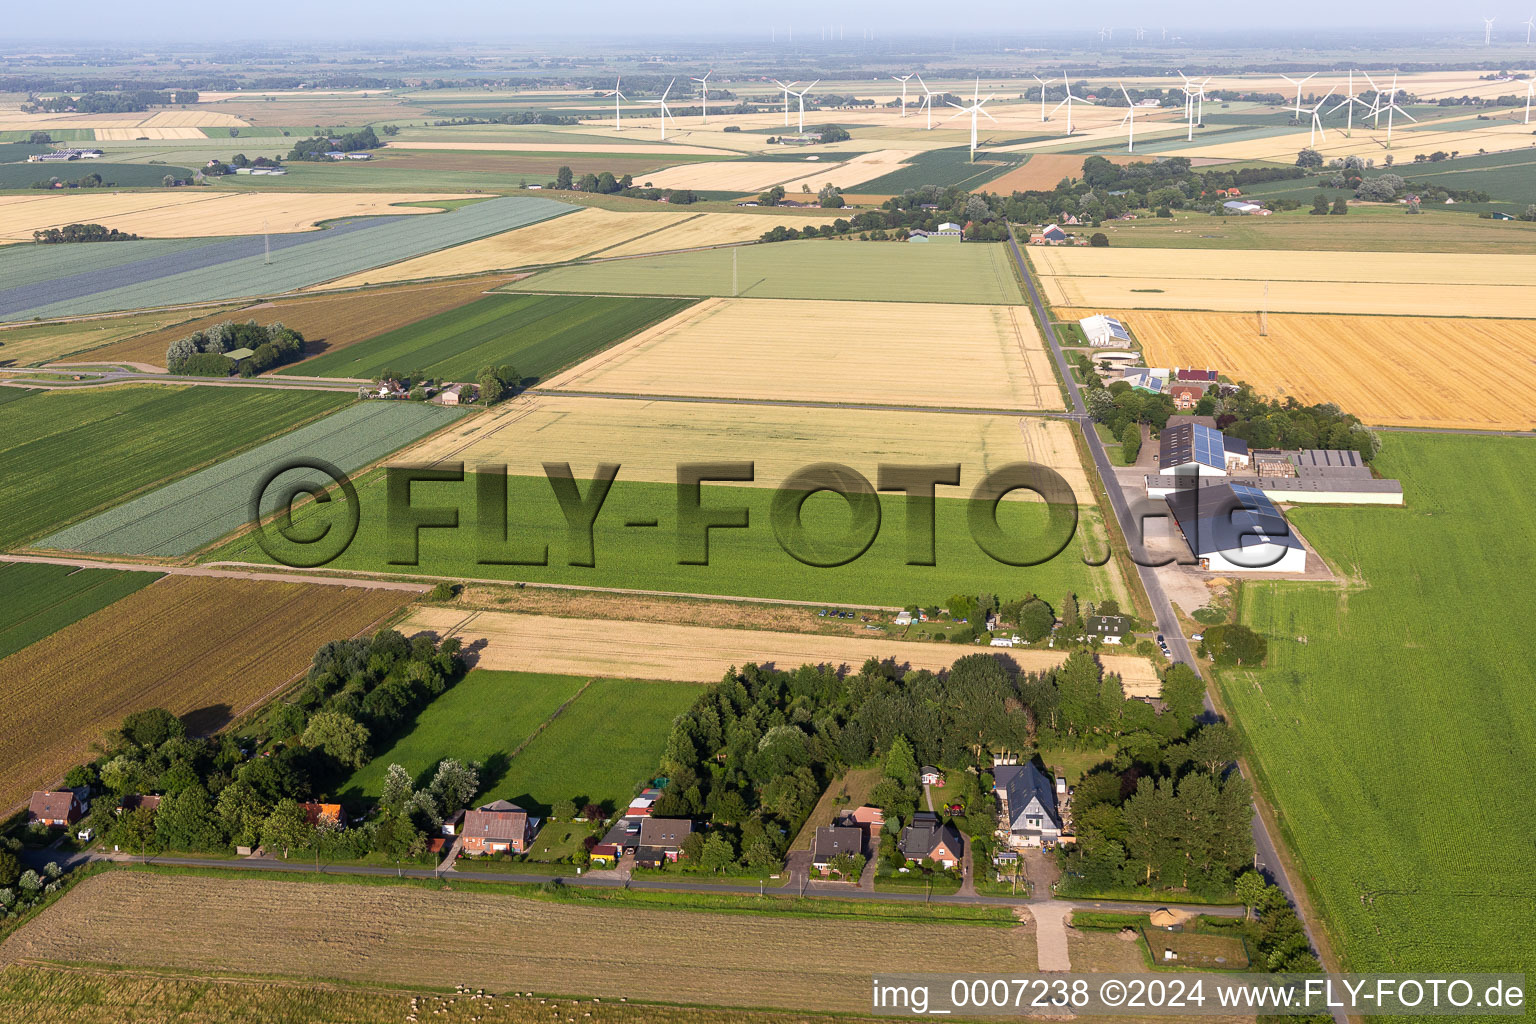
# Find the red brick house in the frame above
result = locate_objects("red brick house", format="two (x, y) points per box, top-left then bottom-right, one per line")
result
(460, 800), (538, 855)
(29, 790), (86, 827)
(899, 812), (963, 869)
(1169, 384), (1206, 410)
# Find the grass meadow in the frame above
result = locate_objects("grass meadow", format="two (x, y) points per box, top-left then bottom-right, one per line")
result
(0, 385), (349, 549)
(289, 293), (693, 383)
(0, 563), (161, 660)
(1216, 433), (1536, 976)
(506, 239), (1026, 303)
(209, 471), (1119, 607)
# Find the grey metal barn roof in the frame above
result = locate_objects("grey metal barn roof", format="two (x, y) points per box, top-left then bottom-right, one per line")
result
(1164, 481), (1304, 560)
(1160, 422), (1228, 471)
(1149, 474), (1403, 498)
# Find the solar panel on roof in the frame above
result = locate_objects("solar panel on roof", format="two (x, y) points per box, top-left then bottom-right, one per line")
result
(1191, 423), (1224, 469)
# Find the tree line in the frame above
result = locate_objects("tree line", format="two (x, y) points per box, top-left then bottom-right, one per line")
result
(32, 223), (139, 244)
(288, 126), (380, 161)
(166, 320), (307, 377)
(22, 89), (198, 114)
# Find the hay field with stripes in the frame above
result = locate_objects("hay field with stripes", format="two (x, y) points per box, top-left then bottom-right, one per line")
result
(1066, 307), (1536, 431)
(542, 296), (1062, 410)
(1031, 247), (1536, 317)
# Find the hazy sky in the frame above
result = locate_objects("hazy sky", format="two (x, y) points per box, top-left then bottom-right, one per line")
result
(0, 3), (1511, 45)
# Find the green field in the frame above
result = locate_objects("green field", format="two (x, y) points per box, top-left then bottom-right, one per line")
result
(343, 671), (589, 801)
(42, 400), (464, 557)
(851, 147), (1022, 193)
(289, 294), (693, 383)
(1362, 149), (1536, 207)
(1218, 433), (1535, 976)
(207, 471), (1118, 606)
(506, 239), (1026, 303)
(342, 672), (701, 815)
(0, 562), (161, 660)
(0, 163), (197, 189)
(0, 385), (350, 550)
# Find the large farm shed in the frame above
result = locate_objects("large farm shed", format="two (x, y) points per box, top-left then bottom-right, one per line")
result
(1164, 481), (1307, 573)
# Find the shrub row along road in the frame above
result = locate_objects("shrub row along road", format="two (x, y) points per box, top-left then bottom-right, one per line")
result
(1005, 226), (1346, 1016)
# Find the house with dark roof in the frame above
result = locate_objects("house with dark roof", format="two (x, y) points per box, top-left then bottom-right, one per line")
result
(28, 790), (86, 827)
(1083, 614), (1132, 643)
(460, 800), (538, 855)
(117, 794), (162, 815)
(992, 762), (1062, 847)
(811, 825), (865, 875)
(1158, 422), (1249, 477)
(636, 817), (693, 867)
(899, 811), (963, 868)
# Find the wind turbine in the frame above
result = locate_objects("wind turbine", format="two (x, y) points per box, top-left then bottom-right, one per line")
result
(690, 70), (712, 123)
(1194, 76), (1212, 128)
(1484, 16), (1496, 44)
(1280, 72), (1316, 121)
(645, 79), (675, 141)
(1525, 15), (1535, 43)
(604, 77), (627, 131)
(788, 80), (819, 133)
(1328, 69), (1374, 136)
(1051, 73), (1085, 135)
(1307, 86), (1338, 146)
(1177, 70), (1198, 138)
(1117, 82), (1138, 152)
(891, 73), (914, 116)
(1032, 74), (1050, 121)
(1369, 74), (1416, 145)
(915, 74), (937, 129)
(1525, 79), (1534, 124)
(773, 79), (800, 126)
(945, 77), (996, 161)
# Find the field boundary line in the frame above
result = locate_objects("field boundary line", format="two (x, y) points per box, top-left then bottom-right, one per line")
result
(582, 212), (706, 259)
(529, 387), (1068, 418)
(494, 677), (597, 774)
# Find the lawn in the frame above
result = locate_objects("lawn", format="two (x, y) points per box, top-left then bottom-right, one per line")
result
(207, 471), (1120, 607)
(343, 670), (587, 800)
(0, 562), (161, 660)
(1217, 432), (1536, 976)
(504, 238), (1026, 304)
(42, 400), (466, 557)
(0, 384), (349, 549)
(789, 767), (883, 851)
(288, 293), (693, 384)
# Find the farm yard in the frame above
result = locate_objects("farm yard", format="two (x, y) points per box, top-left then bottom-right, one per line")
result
(541, 297), (1060, 410)
(0, 576), (410, 812)
(1030, 246), (1536, 318)
(1076, 308), (1536, 431)
(41, 401), (464, 557)
(509, 239), (1026, 303)
(0, 195), (571, 322)
(0, 562), (160, 660)
(289, 293), (693, 384)
(1217, 433), (1536, 978)
(401, 608), (1160, 692)
(4, 872), (1033, 1013)
(0, 385), (349, 549)
(0, 191), (474, 242)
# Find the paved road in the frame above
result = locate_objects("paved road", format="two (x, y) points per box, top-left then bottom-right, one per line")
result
(1005, 227), (1342, 1018)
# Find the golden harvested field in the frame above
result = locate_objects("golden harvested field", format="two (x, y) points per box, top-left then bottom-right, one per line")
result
(985, 154), (1136, 193)
(403, 608), (1163, 695)
(1031, 247), (1536, 318)
(6, 872), (1033, 1013)
(776, 149), (923, 191)
(1067, 307), (1536, 431)
(1162, 115), (1536, 161)
(541, 297), (1062, 410)
(405, 393), (1091, 497)
(385, 139), (736, 155)
(0, 192), (470, 242)
(91, 126), (207, 140)
(315, 206), (688, 287)
(0, 576), (408, 812)
(0, 109), (245, 130)
(642, 150), (922, 193)
(597, 211), (841, 256)
(88, 277), (506, 367)
(0, 308), (238, 367)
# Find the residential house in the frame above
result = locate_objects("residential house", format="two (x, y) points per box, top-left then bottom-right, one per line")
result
(919, 766), (945, 787)
(1170, 383), (1206, 410)
(837, 804), (885, 843)
(635, 817), (693, 867)
(810, 825), (865, 875)
(899, 811), (963, 869)
(117, 794), (162, 815)
(439, 384), (465, 406)
(28, 790), (86, 827)
(1083, 614), (1132, 643)
(302, 802), (348, 828)
(460, 800), (537, 855)
(992, 761), (1063, 847)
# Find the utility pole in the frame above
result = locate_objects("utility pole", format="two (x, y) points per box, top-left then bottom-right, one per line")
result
(732, 247), (738, 296)
(1259, 281), (1269, 336)
(263, 218), (271, 265)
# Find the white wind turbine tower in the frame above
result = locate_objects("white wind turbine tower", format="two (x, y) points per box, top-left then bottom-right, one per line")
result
(1193, 76), (1213, 128)
(945, 77), (996, 161)
(645, 79), (675, 141)
(690, 70), (712, 123)
(788, 80), (819, 133)
(1032, 74), (1050, 121)
(1306, 86), (1338, 146)
(1281, 72), (1317, 121)
(915, 74), (937, 129)
(1484, 16), (1496, 44)
(773, 79), (800, 126)
(891, 73), (914, 116)
(1328, 69), (1374, 136)
(604, 77), (628, 131)
(1177, 70), (1197, 138)
(1524, 79), (1534, 123)
(1369, 74), (1416, 145)
(1525, 15), (1535, 43)
(1052, 73), (1085, 135)
(1117, 82), (1139, 152)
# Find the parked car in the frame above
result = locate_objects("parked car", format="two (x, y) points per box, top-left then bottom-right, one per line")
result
(1190, 633), (1204, 642)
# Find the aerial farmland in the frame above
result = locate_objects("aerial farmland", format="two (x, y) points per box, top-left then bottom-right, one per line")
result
(0, 17), (1532, 1024)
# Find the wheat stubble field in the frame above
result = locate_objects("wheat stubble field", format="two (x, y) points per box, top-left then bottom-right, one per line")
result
(1070, 307), (1536, 430)
(1031, 247), (1536, 318)
(541, 297), (1062, 410)
(4, 872), (1032, 1013)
